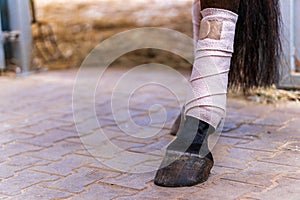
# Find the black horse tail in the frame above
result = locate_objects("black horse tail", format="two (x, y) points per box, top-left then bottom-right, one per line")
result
(229, 0), (282, 92)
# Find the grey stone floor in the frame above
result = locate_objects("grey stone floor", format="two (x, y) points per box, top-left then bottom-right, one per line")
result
(0, 67), (299, 200)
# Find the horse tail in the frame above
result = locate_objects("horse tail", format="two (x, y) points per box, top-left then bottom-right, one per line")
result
(229, 0), (282, 91)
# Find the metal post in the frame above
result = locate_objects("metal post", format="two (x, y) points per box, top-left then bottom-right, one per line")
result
(290, 0), (296, 73)
(0, 12), (5, 72)
(278, 0), (300, 88)
(7, 0), (32, 74)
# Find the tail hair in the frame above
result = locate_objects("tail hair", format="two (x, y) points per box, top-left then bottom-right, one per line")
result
(229, 0), (282, 91)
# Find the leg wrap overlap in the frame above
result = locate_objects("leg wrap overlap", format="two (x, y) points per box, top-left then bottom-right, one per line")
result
(185, 8), (238, 129)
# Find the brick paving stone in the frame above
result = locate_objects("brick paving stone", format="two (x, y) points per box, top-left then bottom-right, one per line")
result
(83, 157), (125, 172)
(15, 127), (43, 136)
(94, 105), (114, 119)
(181, 179), (262, 200)
(75, 131), (115, 149)
(0, 132), (33, 145)
(41, 167), (120, 193)
(12, 104), (50, 116)
(0, 122), (17, 132)
(221, 170), (277, 187)
(21, 120), (70, 136)
(221, 124), (277, 140)
(104, 112), (131, 126)
(8, 155), (49, 167)
(0, 142), (43, 158)
(0, 170), (59, 196)
(246, 177), (300, 200)
(109, 138), (147, 150)
(27, 141), (83, 161)
(33, 154), (92, 176)
(143, 126), (175, 138)
(96, 116), (117, 128)
(65, 137), (82, 144)
(129, 161), (162, 173)
(20, 129), (78, 148)
(116, 182), (201, 200)
(211, 165), (241, 175)
(129, 136), (173, 154)
(225, 113), (257, 125)
(76, 118), (103, 132)
(284, 171), (300, 180)
(95, 117), (119, 128)
(277, 118), (300, 134)
(101, 151), (162, 173)
(252, 111), (296, 127)
(0, 156), (49, 179)
(258, 150), (300, 167)
(249, 161), (300, 174)
(216, 135), (252, 147)
(129, 108), (180, 129)
(69, 184), (135, 200)
(54, 113), (75, 123)
(235, 103), (275, 118)
(0, 116), (28, 133)
(114, 134), (160, 145)
(8, 119), (33, 130)
(222, 120), (239, 133)
(236, 130), (299, 152)
(102, 124), (172, 141)
(213, 146), (273, 169)
(0, 155), (7, 164)
(13, 185), (72, 200)
(94, 126), (128, 140)
(1, 68), (300, 199)
(100, 172), (155, 190)
(73, 107), (103, 123)
(5, 117), (42, 132)
(130, 98), (178, 113)
(19, 112), (62, 126)
(0, 164), (20, 179)
(47, 104), (73, 116)
(59, 124), (78, 133)
(276, 102), (300, 115)
(125, 115), (151, 128)
(73, 149), (92, 158)
(0, 113), (16, 123)
(75, 137), (134, 162)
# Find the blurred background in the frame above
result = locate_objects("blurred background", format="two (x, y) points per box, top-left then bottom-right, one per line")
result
(0, 0), (300, 101)
(32, 0), (193, 70)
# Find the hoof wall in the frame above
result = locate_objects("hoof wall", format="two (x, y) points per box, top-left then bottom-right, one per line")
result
(154, 153), (213, 187)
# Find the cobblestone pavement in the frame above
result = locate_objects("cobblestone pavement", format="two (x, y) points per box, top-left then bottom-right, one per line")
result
(0, 67), (299, 200)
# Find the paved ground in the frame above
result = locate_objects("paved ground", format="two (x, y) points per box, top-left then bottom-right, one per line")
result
(0, 67), (299, 200)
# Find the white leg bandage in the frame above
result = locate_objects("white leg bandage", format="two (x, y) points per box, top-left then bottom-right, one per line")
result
(185, 8), (238, 129)
(192, 0), (201, 45)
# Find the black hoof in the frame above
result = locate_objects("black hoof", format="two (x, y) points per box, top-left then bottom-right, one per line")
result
(154, 152), (213, 187)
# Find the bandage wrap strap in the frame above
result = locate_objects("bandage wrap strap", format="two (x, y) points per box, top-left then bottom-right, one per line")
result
(197, 8), (238, 53)
(185, 8), (238, 129)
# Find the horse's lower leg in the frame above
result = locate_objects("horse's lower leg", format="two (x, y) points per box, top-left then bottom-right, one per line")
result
(201, 0), (240, 13)
(170, 0), (241, 136)
(155, 0), (241, 187)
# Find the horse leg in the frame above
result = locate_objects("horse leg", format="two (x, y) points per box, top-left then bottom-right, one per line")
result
(201, 0), (240, 13)
(169, 0), (241, 136)
(155, 0), (241, 187)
